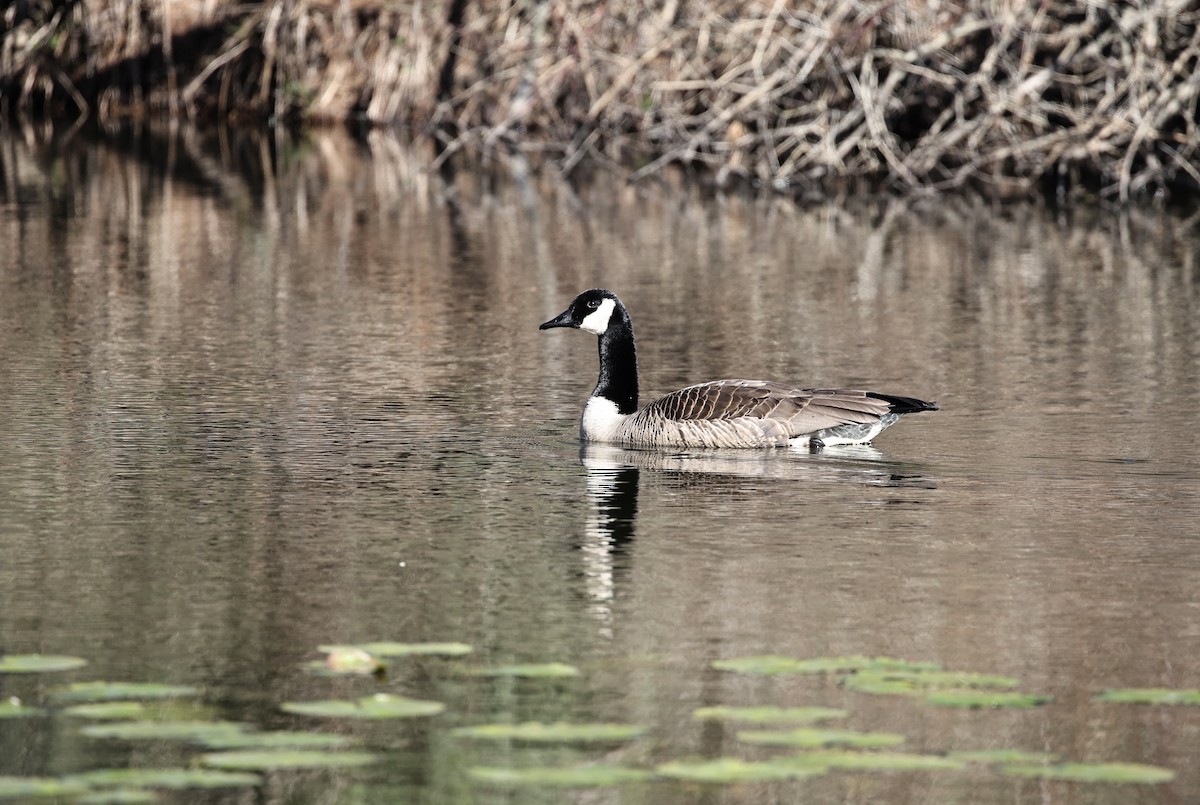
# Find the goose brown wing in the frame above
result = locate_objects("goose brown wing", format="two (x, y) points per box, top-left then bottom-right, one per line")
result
(640, 380), (896, 437)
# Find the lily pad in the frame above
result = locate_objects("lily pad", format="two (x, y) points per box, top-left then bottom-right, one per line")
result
(62, 702), (148, 720)
(847, 670), (1018, 692)
(78, 791), (158, 804)
(318, 642), (472, 657)
(0, 776), (89, 799)
(80, 721), (248, 742)
(452, 722), (646, 743)
(712, 655), (939, 676)
(0, 701), (44, 719)
(1093, 688), (1200, 705)
(467, 764), (652, 787)
(467, 663), (580, 678)
(799, 750), (964, 771)
(693, 706), (847, 724)
(201, 750), (377, 771)
(951, 749), (1060, 764)
(737, 727), (904, 749)
(655, 757), (827, 783)
(841, 676), (923, 695)
(0, 655), (88, 674)
(68, 768), (260, 790)
(924, 691), (1052, 709)
(281, 693), (444, 719)
(194, 730), (356, 750)
(50, 683), (199, 703)
(1001, 762), (1175, 784)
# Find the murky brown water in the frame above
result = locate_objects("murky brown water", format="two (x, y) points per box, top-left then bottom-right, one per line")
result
(2, 124), (1199, 803)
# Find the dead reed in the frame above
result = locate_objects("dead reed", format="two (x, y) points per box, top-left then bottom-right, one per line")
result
(3, 0), (1198, 202)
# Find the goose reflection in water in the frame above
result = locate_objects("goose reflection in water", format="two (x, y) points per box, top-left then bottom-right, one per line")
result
(575, 444), (938, 636)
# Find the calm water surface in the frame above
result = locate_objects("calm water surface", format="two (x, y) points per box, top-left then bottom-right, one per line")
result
(1, 126), (1198, 803)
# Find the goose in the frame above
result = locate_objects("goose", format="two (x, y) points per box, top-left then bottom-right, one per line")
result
(539, 289), (938, 449)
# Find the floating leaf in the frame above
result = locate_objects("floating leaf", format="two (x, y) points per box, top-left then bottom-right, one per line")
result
(355, 642), (473, 657)
(468, 663), (580, 678)
(68, 768), (259, 790)
(467, 765), (652, 787)
(737, 727), (904, 749)
(0, 655), (88, 674)
(62, 702), (147, 720)
(924, 691), (1052, 709)
(201, 750), (377, 771)
(194, 731), (356, 750)
(655, 758), (827, 783)
(799, 750), (964, 771)
(80, 721), (248, 742)
(0, 776), (88, 798)
(712, 655), (939, 676)
(281, 693), (444, 719)
(78, 791), (158, 804)
(1094, 688), (1200, 705)
(847, 670), (1018, 691)
(452, 722), (646, 743)
(50, 683), (199, 704)
(841, 676), (922, 695)
(0, 701), (44, 719)
(693, 706), (847, 724)
(1002, 762), (1175, 784)
(951, 749), (1060, 764)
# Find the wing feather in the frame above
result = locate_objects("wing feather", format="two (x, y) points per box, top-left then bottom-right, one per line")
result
(639, 380), (897, 438)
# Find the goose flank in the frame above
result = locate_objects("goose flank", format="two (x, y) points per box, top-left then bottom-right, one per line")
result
(540, 289), (938, 449)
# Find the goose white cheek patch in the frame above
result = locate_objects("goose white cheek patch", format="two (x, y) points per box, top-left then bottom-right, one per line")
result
(579, 298), (616, 335)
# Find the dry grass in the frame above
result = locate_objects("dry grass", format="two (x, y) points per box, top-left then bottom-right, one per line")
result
(3, 0), (1198, 201)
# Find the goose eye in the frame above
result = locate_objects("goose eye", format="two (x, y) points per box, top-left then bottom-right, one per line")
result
(586, 300), (600, 309)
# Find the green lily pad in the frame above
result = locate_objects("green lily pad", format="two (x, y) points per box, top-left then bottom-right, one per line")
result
(737, 727), (904, 749)
(951, 749), (1060, 764)
(1001, 762), (1175, 784)
(452, 722), (646, 743)
(712, 655), (939, 676)
(845, 670), (1018, 693)
(800, 750), (965, 771)
(0, 655), (88, 674)
(68, 768), (260, 790)
(467, 764), (652, 787)
(924, 691), (1052, 709)
(62, 702), (148, 720)
(842, 676), (923, 695)
(655, 757), (827, 783)
(0, 701), (44, 719)
(194, 730), (356, 750)
(0, 776), (89, 798)
(333, 642), (473, 657)
(80, 721), (248, 742)
(467, 663), (580, 678)
(78, 791), (158, 804)
(201, 750), (377, 771)
(281, 693), (444, 719)
(1094, 688), (1200, 705)
(693, 706), (847, 724)
(50, 683), (199, 703)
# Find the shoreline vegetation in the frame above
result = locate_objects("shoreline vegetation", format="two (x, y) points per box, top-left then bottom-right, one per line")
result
(2, 1), (1198, 203)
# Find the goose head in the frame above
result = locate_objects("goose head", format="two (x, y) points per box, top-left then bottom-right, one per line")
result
(539, 289), (622, 336)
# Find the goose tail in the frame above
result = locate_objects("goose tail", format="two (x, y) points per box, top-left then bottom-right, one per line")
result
(865, 392), (940, 414)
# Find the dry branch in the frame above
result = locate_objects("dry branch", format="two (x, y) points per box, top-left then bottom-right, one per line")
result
(2, 0), (1198, 201)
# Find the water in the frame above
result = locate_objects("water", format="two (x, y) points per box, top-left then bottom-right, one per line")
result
(1, 125), (1199, 802)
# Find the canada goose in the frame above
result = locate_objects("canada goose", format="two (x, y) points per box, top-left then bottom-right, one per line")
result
(540, 289), (938, 449)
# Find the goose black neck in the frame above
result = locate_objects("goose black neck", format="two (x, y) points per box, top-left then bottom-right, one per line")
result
(595, 315), (639, 415)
